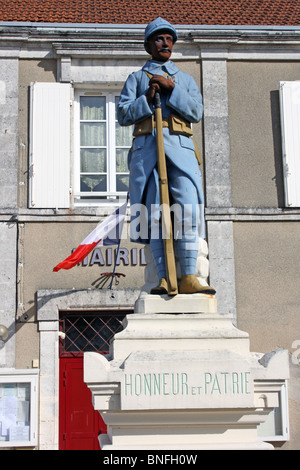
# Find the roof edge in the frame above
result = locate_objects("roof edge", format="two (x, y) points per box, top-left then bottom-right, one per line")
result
(1, 21), (300, 32)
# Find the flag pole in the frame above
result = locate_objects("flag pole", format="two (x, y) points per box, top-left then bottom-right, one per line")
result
(109, 193), (128, 290)
(109, 241), (121, 290)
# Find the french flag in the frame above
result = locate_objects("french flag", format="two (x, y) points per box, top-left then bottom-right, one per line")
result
(53, 199), (128, 272)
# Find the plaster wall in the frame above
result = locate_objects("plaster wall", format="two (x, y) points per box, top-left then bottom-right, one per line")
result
(233, 221), (300, 449)
(227, 61), (300, 208)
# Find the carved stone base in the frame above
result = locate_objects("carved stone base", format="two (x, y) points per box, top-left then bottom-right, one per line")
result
(84, 293), (289, 450)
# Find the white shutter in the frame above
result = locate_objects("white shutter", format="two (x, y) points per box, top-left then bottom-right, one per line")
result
(279, 81), (300, 207)
(30, 82), (71, 208)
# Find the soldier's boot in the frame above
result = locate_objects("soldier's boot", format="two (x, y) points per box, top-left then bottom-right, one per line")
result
(179, 274), (216, 295)
(150, 277), (168, 295)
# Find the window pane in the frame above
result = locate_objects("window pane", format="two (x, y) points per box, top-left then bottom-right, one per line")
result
(115, 123), (132, 147)
(80, 149), (106, 173)
(59, 312), (126, 356)
(80, 122), (106, 146)
(80, 175), (107, 192)
(80, 96), (106, 120)
(116, 149), (128, 173)
(116, 174), (129, 192)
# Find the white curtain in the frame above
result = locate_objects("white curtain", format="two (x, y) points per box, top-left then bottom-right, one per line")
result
(80, 95), (131, 192)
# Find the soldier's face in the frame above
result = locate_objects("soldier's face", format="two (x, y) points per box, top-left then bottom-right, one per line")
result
(150, 31), (174, 62)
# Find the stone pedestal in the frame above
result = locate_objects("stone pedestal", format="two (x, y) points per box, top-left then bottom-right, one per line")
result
(84, 292), (289, 450)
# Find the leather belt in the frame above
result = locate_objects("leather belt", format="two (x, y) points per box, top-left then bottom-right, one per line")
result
(133, 114), (202, 166)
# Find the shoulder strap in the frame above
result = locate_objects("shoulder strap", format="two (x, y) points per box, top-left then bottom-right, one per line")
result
(144, 71), (202, 166)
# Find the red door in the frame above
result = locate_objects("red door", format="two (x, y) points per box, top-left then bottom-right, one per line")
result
(59, 357), (107, 450)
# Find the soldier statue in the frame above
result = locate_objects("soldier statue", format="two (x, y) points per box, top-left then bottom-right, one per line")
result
(117, 17), (215, 296)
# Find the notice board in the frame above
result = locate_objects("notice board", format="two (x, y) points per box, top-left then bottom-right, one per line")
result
(0, 370), (38, 447)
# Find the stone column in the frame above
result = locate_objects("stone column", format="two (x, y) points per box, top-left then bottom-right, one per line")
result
(202, 54), (236, 319)
(201, 55), (232, 208)
(0, 58), (19, 210)
(0, 58), (19, 367)
(0, 223), (17, 367)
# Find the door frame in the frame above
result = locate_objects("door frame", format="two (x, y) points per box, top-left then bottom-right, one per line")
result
(37, 288), (139, 450)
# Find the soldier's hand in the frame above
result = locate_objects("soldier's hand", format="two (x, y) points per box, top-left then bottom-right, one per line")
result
(146, 81), (160, 103)
(146, 75), (174, 103)
(150, 75), (175, 92)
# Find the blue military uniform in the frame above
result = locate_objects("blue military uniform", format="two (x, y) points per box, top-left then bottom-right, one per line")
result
(117, 23), (205, 282)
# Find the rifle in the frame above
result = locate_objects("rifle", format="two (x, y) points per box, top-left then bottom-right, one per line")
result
(154, 91), (178, 295)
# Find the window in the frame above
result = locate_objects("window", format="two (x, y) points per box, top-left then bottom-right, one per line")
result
(29, 83), (133, 209)
(59, 311), (128, 357)
(74, 91), (133, 204)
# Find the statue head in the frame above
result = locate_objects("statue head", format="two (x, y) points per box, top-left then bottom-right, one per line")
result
(144, 17), (178, 59)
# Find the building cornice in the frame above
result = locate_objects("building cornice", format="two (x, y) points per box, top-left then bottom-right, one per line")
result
(1, 22), (300, 44)
(1, 22), (300, 61)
